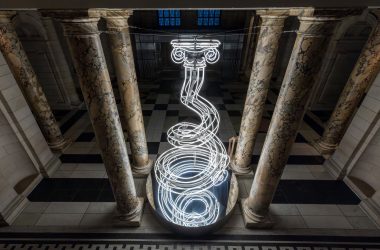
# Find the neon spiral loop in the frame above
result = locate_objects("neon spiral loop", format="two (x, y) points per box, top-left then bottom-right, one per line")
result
(154, 39), (229, 227)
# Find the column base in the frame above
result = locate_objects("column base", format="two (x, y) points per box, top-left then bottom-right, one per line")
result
(132, 158), (154, 176)
(240, 198), (274, 229)
(359, 199), (380, 228)
(41, 155), (62, 178)
(311, 139), (337, 156)
(70, 100), (83, 107)
(114, 197), (144, 227)
(0, 194), (28, 226)
(230, 160), (253, 176)
(48, 137), (72, 153)
(324, 157), (345, 180)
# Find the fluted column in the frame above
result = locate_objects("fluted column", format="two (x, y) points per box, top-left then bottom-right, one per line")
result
(242, 16), (339, 228)
(0, 11), (68, 152)
(102, 10), (153, 175)
(41, 16), (81, 107)
(313, 11), (380, 155)
(59, 15), (142, 224)
(231, 14), (286, 174)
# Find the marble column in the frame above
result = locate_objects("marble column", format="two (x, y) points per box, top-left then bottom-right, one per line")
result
(41, 16), (82, 107)
(0, 11), (68, 152)
(59, 16), (142, 224)
(313, 13), (380, 155)
(103, 10), (153, 175)
(231, 14), (287, 174)
(242, 16), (339, 228)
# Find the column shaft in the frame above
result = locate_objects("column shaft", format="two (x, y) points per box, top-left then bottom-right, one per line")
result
(0, 12), (68, 152)
(231, 15), (286, 174)
(60, 17), (142, 223)
(242, 16), (339, 227)
(104, 14), (152, 175)
(314, 18), (380, 155)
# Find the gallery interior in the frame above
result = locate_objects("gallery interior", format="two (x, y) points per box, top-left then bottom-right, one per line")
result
(0, 1), (380, 249)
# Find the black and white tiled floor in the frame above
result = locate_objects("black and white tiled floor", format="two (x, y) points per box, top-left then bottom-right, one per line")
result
(2, 79), (379, 248)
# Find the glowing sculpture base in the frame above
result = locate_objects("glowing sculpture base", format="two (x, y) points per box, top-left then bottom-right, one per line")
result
(147, 39), (238, 234)
(146, 172), (238, 235)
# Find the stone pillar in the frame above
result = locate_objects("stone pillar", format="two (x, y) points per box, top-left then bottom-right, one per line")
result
(231, 14), (286, 174)
(0, 11), (68, 152)
(241, 16), (339, 228)
(313, 13), (380, 155)
(41, 16), (82, 107)
(103, 10), (153, 175)
(59, 15), (142, 225)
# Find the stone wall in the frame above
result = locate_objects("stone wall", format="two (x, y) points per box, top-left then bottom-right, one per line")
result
(0, 52), (44, 225)
(0, 110), (38, 225)
(0, 51), (61, 179)
(309, 12), (374, 111)
(351, 122), (380, 195)
(325, 72), (380, 178)
(324, 71), (380, 226)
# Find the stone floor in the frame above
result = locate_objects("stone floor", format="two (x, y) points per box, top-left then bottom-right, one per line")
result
(1, 79), (380, 248)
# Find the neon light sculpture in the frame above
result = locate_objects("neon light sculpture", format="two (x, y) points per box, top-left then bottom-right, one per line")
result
(153, 39), (230, 227)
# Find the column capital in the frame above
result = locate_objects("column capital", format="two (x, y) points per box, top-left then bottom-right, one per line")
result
(103, 16), (130, 31)
(92, 8), (133, 18)
(0, 11), (16, 23)
(39, 10), (101, 36)
(259, 15), (287, 27)
(295, 9), (365, 37)
(255, 9), (289, 28)
(255, 8), (363, 18)
(256, 8), (290, 17)
(297, 16), (340, 37)
(61, 17), (101, 37)
(256, 8), (314, 17)
(40, 9), (132, 19)
(94, 9), (133, 31)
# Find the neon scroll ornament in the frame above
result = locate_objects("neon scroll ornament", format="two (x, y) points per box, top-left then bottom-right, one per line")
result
(153, 39), (230, 227)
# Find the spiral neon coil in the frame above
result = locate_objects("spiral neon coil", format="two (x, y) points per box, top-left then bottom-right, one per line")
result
(154, 39), (230, 227)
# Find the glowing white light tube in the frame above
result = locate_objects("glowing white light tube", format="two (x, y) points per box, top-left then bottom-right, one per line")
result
(154, 39), (229, 227)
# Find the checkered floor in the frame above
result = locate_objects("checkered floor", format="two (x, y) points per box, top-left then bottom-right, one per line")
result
(60, 79), (325, 166)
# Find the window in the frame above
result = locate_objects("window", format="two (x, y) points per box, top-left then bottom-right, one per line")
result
(197, 10), (221, 26)
(158, 10), (181, 27)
